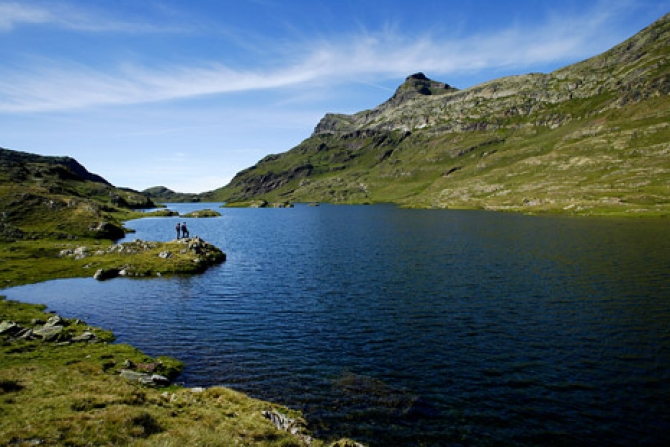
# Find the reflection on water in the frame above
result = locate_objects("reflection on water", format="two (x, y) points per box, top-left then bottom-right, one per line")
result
(5, 204), (670, 446)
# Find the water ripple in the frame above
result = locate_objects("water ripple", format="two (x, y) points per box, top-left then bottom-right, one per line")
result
(5, 205), (670, 446)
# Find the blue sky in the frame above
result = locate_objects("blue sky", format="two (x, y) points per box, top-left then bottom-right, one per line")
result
(1, 0), (668, 193)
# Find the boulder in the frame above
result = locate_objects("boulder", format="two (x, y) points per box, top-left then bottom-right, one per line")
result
(89, 221), (125, 239)
(45, 315), (66, 327)
(71, 331), (97, 343)
(119, 369), (171, 386)
(94, 268), (119, 281)
(32, 325), (63, 342)
(0, 320), (21, 336)
(150, 374), (170, 386)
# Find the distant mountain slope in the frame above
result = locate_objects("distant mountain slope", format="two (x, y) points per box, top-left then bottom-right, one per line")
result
(206, 13), (670, 216)
(0, 147), (155, 240)
(142, 186), (201, 203)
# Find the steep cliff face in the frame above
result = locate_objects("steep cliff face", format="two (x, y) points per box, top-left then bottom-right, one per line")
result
(208, 13), (670, 215)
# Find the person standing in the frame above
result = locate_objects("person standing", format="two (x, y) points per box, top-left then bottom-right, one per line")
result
(181, 222), (189, 238)
(175, 222), (181, 239)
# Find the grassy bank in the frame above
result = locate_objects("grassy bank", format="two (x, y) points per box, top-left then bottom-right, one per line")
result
(0, 235), (226, 289)
(0, 225), (359, 445)
(2, 297), (357, 446)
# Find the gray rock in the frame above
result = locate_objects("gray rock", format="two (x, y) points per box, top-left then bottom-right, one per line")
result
(0, 320), (21, 336)
(45, 315), (65, 327)
(119, 369), (171, 386)
(33, 325), (63, 342)
(16, 328), (34, 340)
(94, 268), (119, 281)
(71, 331), (96, 343)
(158, 251), (172, 259)
(262, 410), (306, 436)
(120, 369), (149, 382)
(150, 374), (170, 386)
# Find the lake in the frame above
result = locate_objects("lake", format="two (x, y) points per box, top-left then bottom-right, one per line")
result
(5, 204), (670, 446)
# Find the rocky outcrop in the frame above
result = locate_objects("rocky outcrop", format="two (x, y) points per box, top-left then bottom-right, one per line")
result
(1, 313), (180, 386)
(57, 237), (226, 280)
(313, 73), (457, 136)
(0, 314), (103, 344)
(262, 410), (315, 445)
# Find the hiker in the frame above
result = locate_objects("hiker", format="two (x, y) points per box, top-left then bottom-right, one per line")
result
(175, 222), (181, 239)
(181, 222), (189, 238)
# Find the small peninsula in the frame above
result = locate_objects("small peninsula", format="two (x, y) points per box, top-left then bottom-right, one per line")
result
(0, 149), (358, 446)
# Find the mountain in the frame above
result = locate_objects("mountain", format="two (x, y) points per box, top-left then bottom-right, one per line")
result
(142, 186), (201, 203)
(0, 147), (155, 240)
(206, 13), (670, 216)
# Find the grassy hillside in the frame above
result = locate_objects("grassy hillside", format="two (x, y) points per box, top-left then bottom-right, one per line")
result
(207, 13), (670, 216)
(0, 148), (229, 287)
(0, 147), (155, 241)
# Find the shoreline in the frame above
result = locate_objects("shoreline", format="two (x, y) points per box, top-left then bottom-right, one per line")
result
(0, 203), (364, 445)
(0, 296), (362, 446)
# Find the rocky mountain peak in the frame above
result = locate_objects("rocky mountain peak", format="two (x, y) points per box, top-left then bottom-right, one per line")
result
(313, 72), (458, 135)
(397, 72), (455, 96)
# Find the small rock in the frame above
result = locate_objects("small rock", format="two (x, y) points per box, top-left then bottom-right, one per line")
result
(94, 268), (119, 281)
(150, 374), (170, 386)
(0, 320), (21, 336)
(45, 315), (65, 327)
(120, 369), (149, 382)
(71, 331), (96, 343)
(119, 369), (171, 386)
(33, 325), (63, 342)
(16, 328), (34, 340)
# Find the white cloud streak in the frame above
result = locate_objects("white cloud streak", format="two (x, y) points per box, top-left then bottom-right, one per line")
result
(0, 2), (52, 31)
(0, 1), (654, 113)
(0, 1), (185, 33)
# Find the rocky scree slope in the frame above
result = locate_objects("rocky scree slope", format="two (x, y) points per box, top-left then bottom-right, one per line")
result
(208, 13), (670, 215)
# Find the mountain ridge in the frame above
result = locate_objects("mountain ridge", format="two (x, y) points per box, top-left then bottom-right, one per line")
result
(206, 13), (670, 216)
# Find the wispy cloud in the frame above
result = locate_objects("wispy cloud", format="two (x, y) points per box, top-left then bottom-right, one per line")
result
(0, 1), (185, 33)
(0, 2), (52, 31)
(0, 1), (653, 113)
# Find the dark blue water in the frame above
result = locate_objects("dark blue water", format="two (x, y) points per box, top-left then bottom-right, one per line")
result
(5, 204), (670, 446)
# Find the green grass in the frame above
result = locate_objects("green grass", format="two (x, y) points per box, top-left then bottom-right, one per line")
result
(0, 237), (226, 289)
(1, 297), (338, 447)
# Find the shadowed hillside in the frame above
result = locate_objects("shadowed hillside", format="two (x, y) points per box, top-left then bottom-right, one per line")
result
(0, 148), (155, 241)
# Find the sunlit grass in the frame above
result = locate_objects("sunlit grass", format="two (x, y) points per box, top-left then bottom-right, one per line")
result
(1, 297), (348, 446)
